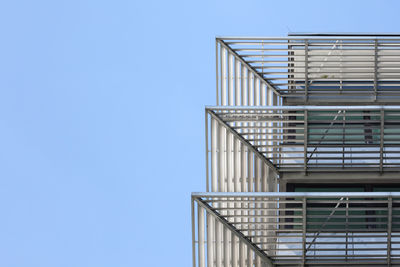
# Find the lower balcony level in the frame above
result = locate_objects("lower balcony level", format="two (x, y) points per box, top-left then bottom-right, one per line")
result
(192, 192), (400, 266)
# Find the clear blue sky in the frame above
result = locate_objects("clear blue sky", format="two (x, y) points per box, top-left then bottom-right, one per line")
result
(0, 0), (399, 266)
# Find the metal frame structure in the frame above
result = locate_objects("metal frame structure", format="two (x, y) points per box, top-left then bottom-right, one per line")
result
(216, 37), (400, 105)
(193, 34), (400, 266)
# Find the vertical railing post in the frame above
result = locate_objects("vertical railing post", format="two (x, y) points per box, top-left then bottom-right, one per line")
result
(304, 40), (309, 103)
(388, 196), (392, 266)
(206, 110), (209, 192)
(304, 110), (308, 174)
(345, 197), (349, 261)
(374, 39), (378, 101)
(211, 116), (218, 193)
(235, 60), (241, 107)
(342, 111), (346, 169)
(228, 52), (234, 106)
(216, 219), (222, 267)
(221, 45), (227, 106)
(192, 197), (197, 267)
(198, 205), (205, 267)
(207, 212), (214, 267)
(216, 40), (219, 105)
(380, 109), (385, 174)
(262, 40), (264, 90)
(302, 197), (307, 266)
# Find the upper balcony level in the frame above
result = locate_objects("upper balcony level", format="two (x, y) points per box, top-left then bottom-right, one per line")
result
(216, 34), (400, 105)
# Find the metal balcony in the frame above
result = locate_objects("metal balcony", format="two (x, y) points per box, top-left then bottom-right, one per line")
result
(207, 105), (400, 175)
(193, 192), (400, 266)
(195, 35), (400, 266)
(217, 36), (400, 105)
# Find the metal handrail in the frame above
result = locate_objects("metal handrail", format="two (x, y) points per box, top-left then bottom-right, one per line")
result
(192, 192), (400, 197)
(206, 105), (400, 110)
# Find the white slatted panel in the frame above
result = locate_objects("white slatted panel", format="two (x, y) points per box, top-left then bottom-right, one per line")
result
(193, 200), (273, 267)
(205, 117), (278, 266)
(216, 41), (280, 108)
(198, 39), (281, 267)
(209, 118), (277, 195)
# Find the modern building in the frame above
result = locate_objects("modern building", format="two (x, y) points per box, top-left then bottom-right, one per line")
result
(192, 34), (400, 266)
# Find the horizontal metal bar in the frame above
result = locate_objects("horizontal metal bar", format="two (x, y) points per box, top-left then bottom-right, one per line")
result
(207, 105), (400, 111)
(192, 192), (400, 198)
(218, 36), (400, 40)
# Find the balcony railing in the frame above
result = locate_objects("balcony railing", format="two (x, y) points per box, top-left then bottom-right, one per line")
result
(217, 37), (400, 104)
(207, 106), (400, 174)
(192, 192), (400, 266)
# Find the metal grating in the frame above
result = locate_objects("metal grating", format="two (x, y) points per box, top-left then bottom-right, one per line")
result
(217, 37), (400, 104)
(207, 106), (400, 174)
(193, 192), (400, 266)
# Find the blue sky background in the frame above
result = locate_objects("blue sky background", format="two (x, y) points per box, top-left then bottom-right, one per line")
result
(0, 0), (399, 266)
